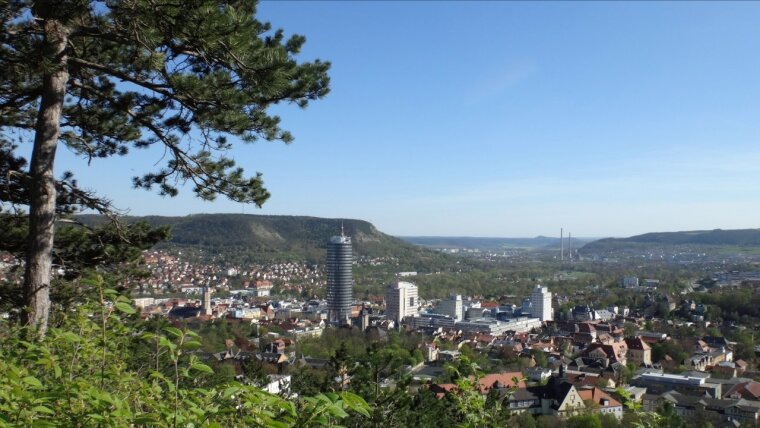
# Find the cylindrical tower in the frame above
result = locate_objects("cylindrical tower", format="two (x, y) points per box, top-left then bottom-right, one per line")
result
(327, 235), (353, 324)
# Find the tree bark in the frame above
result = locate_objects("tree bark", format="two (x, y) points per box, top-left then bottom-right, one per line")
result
(22, 11), (70, 335)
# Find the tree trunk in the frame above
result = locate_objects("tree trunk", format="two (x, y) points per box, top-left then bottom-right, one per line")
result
(22, 12), (70, 335)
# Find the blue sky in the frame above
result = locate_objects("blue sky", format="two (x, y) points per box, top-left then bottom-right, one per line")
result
(54, 1), (760, 237)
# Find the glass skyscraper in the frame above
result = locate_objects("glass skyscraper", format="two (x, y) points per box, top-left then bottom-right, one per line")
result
(326, 233), (353, 324)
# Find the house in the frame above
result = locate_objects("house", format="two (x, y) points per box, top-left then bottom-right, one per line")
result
(582, 342), (628, 367)
(625, 336), (652, 366)
(702, 336), (730, 349)
(724, 381), (760, 400)
(687, 349), (733, 372)
(265, 339), (288, 354)
(429, 371), (526, 398)
(504, 367), (622, 420)
(644, 391), (760, 427)
(262, 374), (292, 396)
(476, 372), (525, 394)
(505, 379), (585, 417)
(429, 383), (458, 399)
(576, 385), (623, 419)
(525, 367), (553, 383)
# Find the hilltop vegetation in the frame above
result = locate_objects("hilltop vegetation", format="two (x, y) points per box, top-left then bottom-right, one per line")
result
(400, 236), (592, 251)
(76, 214), (452, 270)
(580, 228), (760, 256)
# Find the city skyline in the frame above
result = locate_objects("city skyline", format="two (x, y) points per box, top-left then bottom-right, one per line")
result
(49, 2), (760, 237)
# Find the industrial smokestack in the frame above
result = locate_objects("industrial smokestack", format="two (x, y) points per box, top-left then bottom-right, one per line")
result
(560, 228), (564, 261)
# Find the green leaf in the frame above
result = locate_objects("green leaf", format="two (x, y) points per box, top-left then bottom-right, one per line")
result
(164, 326), (183, 338)
(183, 340), (202, 350)
(327, 402), (349, 419)
(190, 362), (214, 374)
(114, 302), (136, 314)
(32, 405), (55, 415)
(59, 331), (81, 342)
(340, 392), (370, 417)
(133, 414), (159, 424)
(223, 386), (241, 398)
(22, 376), (43, 388)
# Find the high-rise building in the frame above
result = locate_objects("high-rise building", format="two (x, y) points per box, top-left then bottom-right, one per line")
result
(386, 281), (419, 323)
(437, 294), (464, 321)
(202, 286), (212, 316)
(530, 285), (552, 321)
(326, 232), (353, 324)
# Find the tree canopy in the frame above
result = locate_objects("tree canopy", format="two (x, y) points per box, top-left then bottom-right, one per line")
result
(0, 0), (330, 333)
(2, 0), (329, 203)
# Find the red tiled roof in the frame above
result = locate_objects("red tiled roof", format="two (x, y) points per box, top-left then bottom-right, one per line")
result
(431, 372), (526, 397)
(726, 381), (760, 400)
(565, 372), (601, 387)
(577, 387), (621, 408)
(625, 336), (651, 351)
(477, 372), (525, 393)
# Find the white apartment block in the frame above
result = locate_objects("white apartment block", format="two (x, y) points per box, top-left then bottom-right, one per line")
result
(386, 281), (419, 323)
(530, 285), (553, 322)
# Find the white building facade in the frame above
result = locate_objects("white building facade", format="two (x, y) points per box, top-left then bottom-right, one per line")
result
(386, 281), (419, 323)
(530, 285), (553, 321)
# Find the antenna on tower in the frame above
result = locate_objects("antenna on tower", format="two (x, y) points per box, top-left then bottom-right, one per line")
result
(340, 221), (344, 237)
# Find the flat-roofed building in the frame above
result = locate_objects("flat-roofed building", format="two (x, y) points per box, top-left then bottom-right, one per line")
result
(385, 281), (419, 323)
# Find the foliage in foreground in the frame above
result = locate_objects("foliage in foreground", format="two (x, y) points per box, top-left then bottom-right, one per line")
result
(0, 275), (368, 427)
(0, 272), (686, 427)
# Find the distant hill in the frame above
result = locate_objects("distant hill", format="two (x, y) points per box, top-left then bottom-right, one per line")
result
(400, 236), (593, 251)
(75, 213), (450, 269)
(580, 228), (760, 255)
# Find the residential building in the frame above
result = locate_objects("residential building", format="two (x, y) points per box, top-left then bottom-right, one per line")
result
(505, 368), (622, 419)
(625, 336), (652, 366)
(262, 374), (292, 396)
(724, 381), (760, 400)
(643, 391), (760, 426)
(583, 342), (629, 366)
(253, 280), (273, 297)
(621, 276), (639, 288)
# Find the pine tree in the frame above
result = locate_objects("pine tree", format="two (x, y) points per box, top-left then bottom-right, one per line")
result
(0, 0), (330, 334)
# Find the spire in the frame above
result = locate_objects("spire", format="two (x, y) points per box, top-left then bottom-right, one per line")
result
(340, 221), (344, 237)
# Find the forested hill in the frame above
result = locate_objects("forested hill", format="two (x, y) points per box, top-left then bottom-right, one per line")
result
(400, 236), (593, 251)
(75, 214), (450, 268)
(580, 228), (760, 254)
